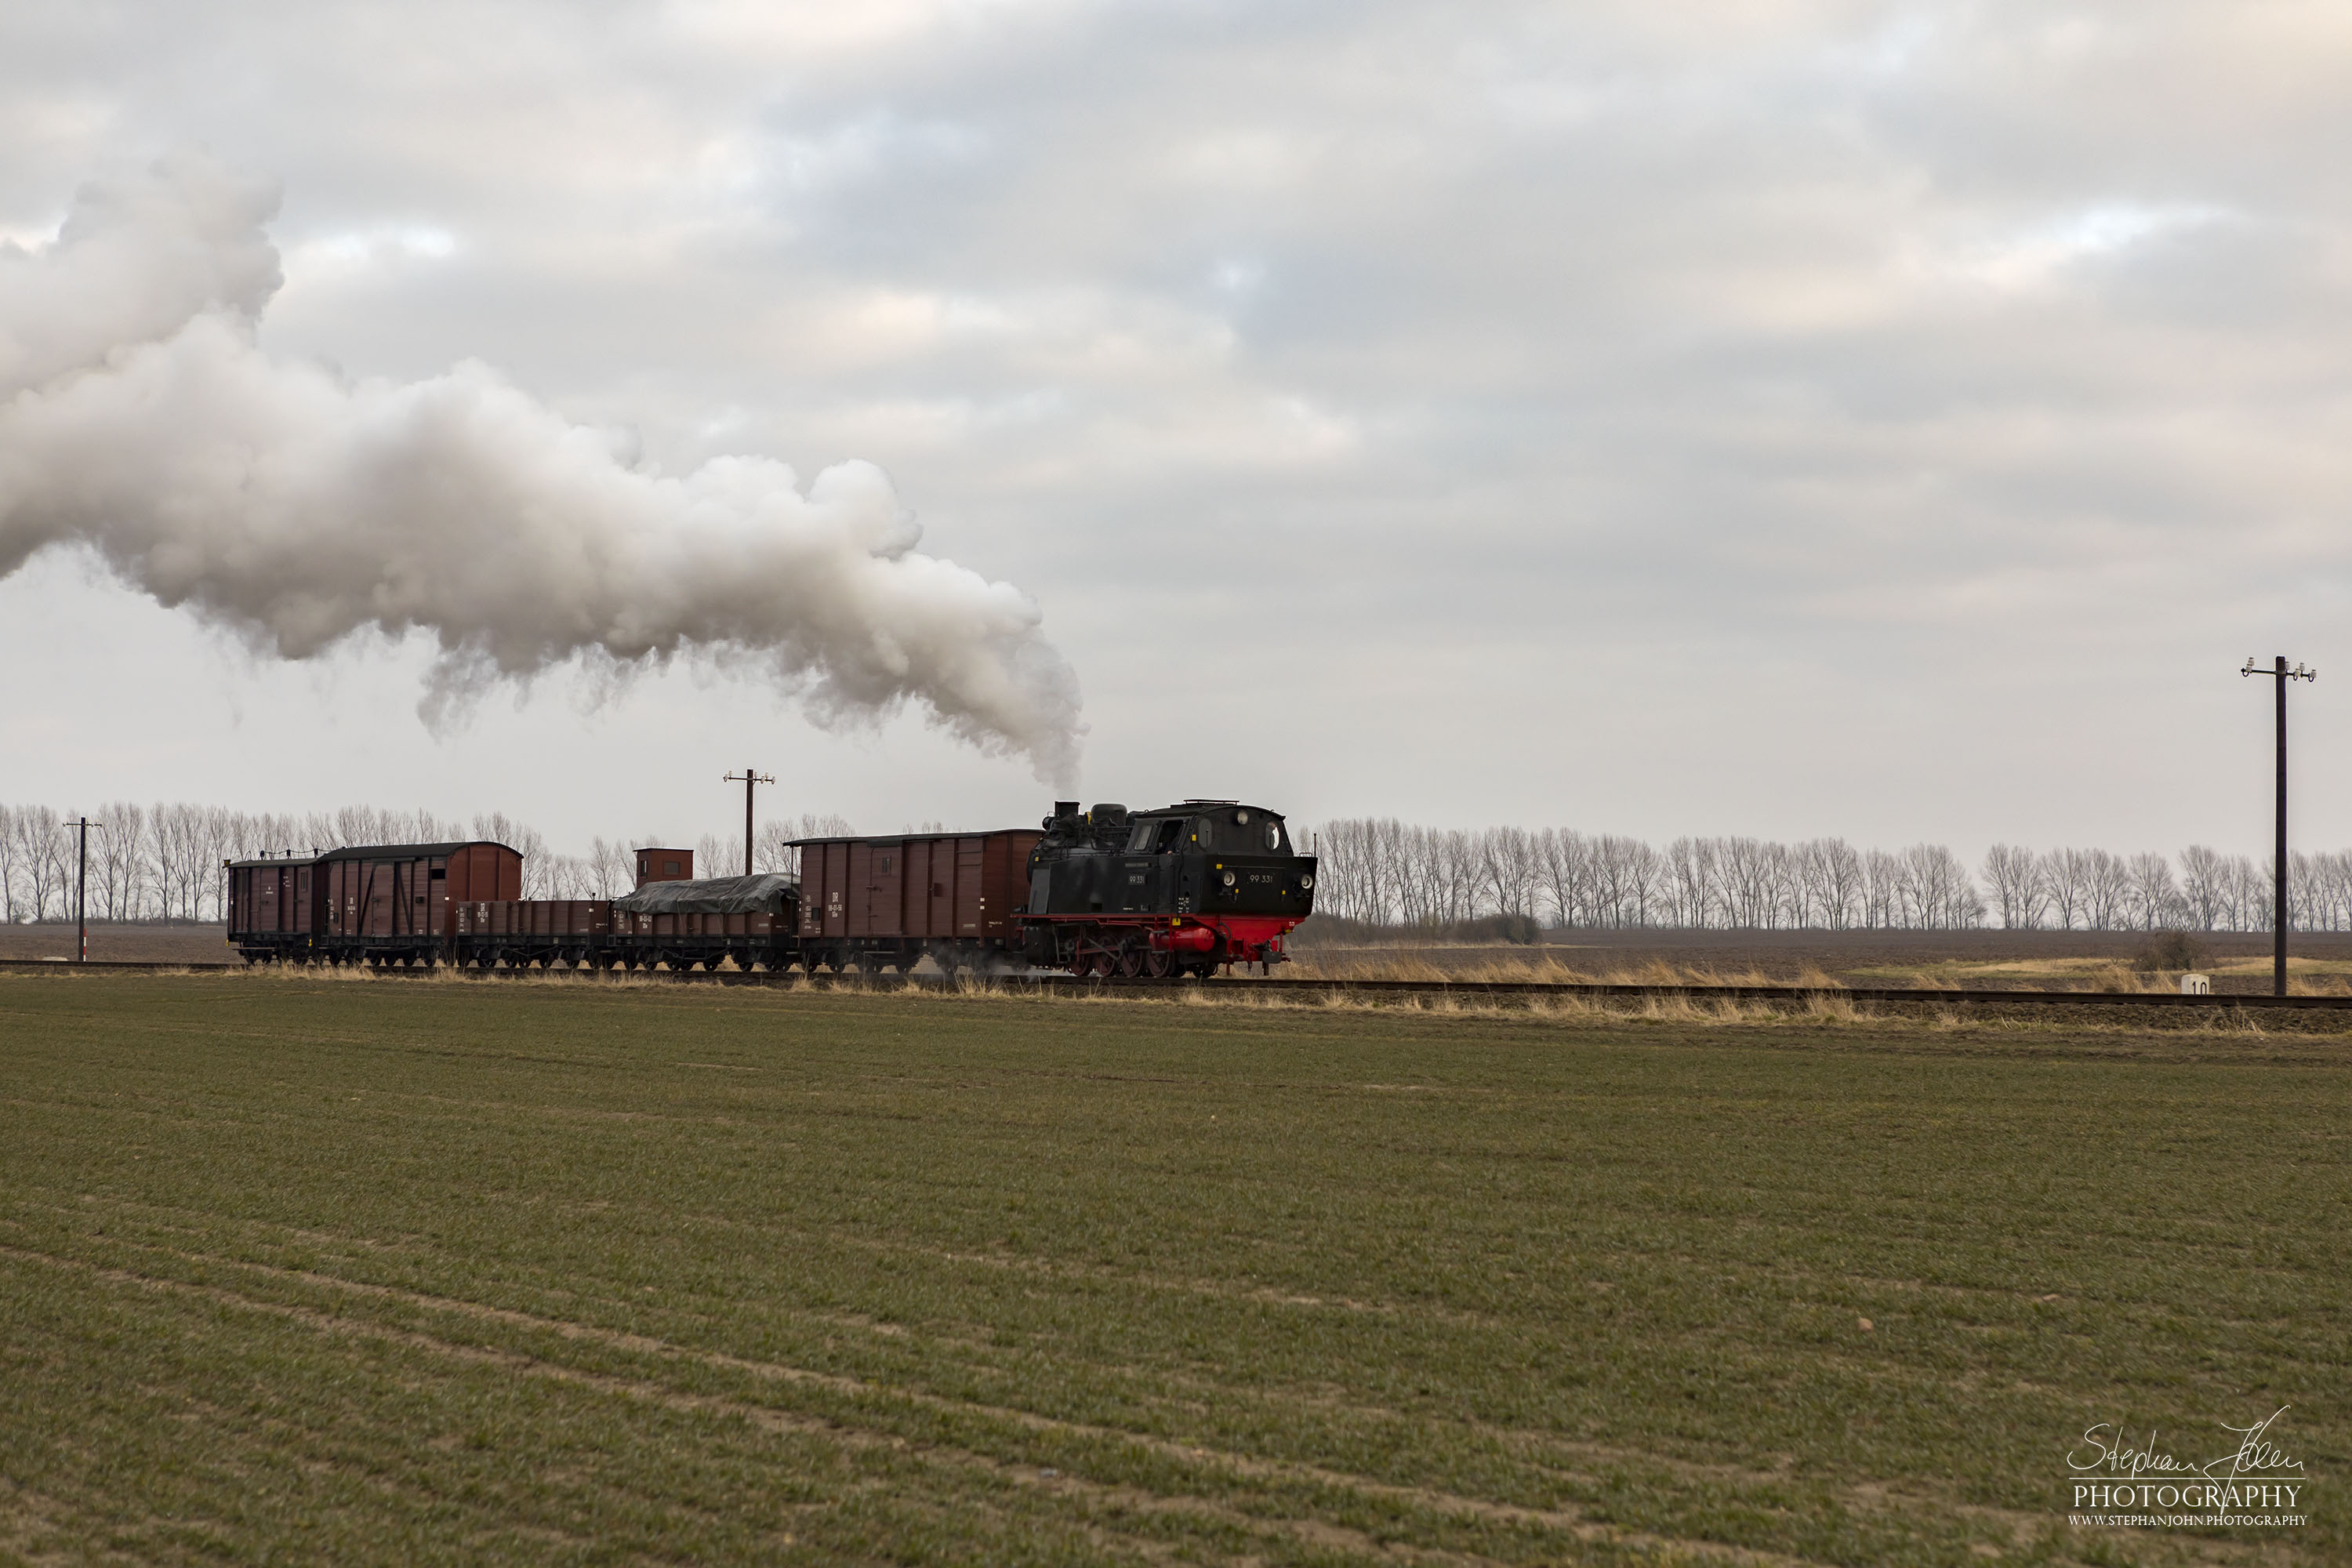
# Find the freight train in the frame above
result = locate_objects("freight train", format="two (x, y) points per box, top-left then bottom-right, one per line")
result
(224, 800), (1316, 977)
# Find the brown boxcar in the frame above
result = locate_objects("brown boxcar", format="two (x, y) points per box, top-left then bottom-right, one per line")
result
(791, 830), (1039, 971)
(316, 840), (521, 964)
(224, 854), (320, 960)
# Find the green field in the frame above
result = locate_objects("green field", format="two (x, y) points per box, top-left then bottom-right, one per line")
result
(0, 975), (2341, 1565)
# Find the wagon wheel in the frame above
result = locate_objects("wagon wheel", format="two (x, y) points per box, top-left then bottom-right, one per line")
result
(1115, 942), (1145, 979)
(1142, 947), (1174, 979)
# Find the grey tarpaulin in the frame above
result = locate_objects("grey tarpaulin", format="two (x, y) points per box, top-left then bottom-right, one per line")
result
(611, 873), (797, 915)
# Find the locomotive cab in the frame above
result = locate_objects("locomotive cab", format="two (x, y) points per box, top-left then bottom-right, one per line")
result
(1023, 799), (1317, 975)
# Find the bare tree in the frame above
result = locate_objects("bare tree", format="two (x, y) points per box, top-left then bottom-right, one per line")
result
(2288, 851), (2324, 933)
(588, 837), (632, 898)
(0, 804), (19, 923)
(17, 807), (64, 921)
(95, 802), (147, 920)
(1479, 826), (1540, 919)
(2176, 845), (2227, 931)
(1661, 837), (1700, 927)
(2124, 852), (2181, 931)
(196, 807), (235, 918)
(1796, 838), (1860, 930)
(147, 803), (190, 920)
(697, 833), (745, 880)
(2219, 853), (2263, 931)
(1861, 848), (1903, 928)
(2316, 851), (2352, 931)
(2040, 848), (2088, 930)
(1720, 838), (1776, 927)
(1980, 844), (2042, 930)
(1590, 835), (1653, 927)
(1534, 828), (1589, 929)
(1898, 844), (1980, 929)
(2078, 849), (2129, 930)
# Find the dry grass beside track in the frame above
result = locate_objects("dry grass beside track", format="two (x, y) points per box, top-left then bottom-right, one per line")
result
(101, 960), (2352, 1038)
(1292, 946), (2352, 998)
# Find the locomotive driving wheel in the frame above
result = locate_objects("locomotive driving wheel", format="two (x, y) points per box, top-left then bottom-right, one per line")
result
(1115, 941), (1145, 978)
(1142, 947), (1174, 979)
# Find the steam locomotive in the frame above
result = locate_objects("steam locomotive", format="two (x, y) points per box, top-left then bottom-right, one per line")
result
(224, 798), (1316, 977)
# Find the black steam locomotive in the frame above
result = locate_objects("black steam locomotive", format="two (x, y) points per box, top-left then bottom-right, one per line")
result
(1019, 800), (1317, 977)
(225, 798), (1316, 976)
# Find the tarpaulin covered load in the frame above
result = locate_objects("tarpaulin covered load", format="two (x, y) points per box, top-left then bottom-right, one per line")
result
(611, 873), (797, 916)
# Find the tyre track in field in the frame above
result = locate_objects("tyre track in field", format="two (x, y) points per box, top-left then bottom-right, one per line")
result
(0, 1240), (1367, 1568)
(0, 1235), (1821, 1568)
(2, 1191), (2128, 1560)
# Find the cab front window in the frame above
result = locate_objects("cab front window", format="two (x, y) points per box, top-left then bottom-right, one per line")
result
(1128, 818), (1190, 852)
(1193, 813), (1287, 853)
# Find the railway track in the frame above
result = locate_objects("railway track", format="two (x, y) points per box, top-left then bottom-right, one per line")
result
(6, 956), (2352, 1011)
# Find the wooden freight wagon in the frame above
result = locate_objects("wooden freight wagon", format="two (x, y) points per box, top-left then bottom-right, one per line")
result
(606, 873), (797, 971)
(317, 840), (521, 966)
(790, 830), (1040, 973)
(448, 898), (613, 968)
(225, 853), (320, 963)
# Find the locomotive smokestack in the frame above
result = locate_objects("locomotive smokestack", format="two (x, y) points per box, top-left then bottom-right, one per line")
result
(0, 154), (1084, 788)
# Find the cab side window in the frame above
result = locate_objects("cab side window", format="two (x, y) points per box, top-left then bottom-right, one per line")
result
(1127, 822), (1155, 852)
(1155, 819), (1185, 852)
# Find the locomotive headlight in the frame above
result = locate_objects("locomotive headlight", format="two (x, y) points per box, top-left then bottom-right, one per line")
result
(1221, 870), (1237, 887)
(1300, 873), (1314, 890)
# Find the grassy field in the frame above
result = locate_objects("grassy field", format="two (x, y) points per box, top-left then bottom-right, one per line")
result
(0, 975), (2342, 1565)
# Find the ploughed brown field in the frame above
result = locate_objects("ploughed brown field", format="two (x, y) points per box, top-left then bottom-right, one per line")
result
(0, 923), (229, 964)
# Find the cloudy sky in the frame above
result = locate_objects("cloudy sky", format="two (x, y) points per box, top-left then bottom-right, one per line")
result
(3, 1), (2349, 860)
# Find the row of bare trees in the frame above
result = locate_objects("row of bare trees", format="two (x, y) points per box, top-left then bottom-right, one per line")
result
(0, 803), (858, 923)
(1306, 819), (2330, 932)
(1977, 843), (2336, 932)
(6, 797), (2325, 935)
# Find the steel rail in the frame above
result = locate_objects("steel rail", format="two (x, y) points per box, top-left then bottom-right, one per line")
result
(6, 956), (2352, 1011)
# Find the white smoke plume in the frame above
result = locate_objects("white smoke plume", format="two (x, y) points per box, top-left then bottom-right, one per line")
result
(0, 154), (1083, 786)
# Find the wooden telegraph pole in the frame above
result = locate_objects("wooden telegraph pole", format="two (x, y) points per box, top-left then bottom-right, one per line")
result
(70, 816), (103, 963)
(2243, 656), (2316, 996)
(723, 768), (774, 877)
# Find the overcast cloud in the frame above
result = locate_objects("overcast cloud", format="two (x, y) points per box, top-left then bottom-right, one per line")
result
(3, 2), (2349, 858)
